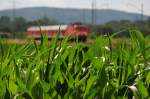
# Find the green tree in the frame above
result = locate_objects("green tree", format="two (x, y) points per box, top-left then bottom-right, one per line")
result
(148, 17), (150, 27)
(97, 25), (114, 36)
(13, 17), (27, 32)
(12, 17), (27, 38)
(28, 16), (58, 26)
(0, 16), (12, 32)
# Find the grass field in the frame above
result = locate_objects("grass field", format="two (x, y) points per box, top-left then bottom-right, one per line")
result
(0, 30), (150, 98)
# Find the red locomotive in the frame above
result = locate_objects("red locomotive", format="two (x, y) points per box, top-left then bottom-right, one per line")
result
(26, 23), (89, 41)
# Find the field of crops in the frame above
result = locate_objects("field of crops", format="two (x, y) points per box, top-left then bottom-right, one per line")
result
(0, 30), (150, 99)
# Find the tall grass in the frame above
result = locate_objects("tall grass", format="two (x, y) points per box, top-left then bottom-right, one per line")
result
(0, 30), (150, 99)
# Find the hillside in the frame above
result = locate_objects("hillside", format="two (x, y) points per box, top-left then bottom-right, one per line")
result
(0, 7), (149, 24)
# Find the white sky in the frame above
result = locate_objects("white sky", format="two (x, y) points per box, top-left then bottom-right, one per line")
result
(0, 0), (150, 15)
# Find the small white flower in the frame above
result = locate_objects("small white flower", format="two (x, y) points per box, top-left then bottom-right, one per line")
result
(101, 57), (105, 62)
(104, 46), (110, 51)
(67, 46), (72, 48)
(54, 54), (58, 59)
(14, 93), (19, 99)
(106, 82), (109, 86)
(82, 67), (86, 72)
(128, 85), (138, 92)
(59, 48), (63, 53)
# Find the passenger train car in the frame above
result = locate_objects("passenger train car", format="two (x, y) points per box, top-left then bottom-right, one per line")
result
(26, 23), (89, 41)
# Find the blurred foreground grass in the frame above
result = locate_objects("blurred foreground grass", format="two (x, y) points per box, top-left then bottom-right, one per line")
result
(0, 30), (150, 98)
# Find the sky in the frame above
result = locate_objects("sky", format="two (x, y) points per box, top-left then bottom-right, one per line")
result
(0, 0), (150, 15)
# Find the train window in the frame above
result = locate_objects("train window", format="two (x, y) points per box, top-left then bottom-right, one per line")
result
(75, 27), (87, 31)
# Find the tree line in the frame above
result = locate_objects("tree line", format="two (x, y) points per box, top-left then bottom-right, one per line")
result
(0, 16), (150, 38)
(0, 16), (58, 38)
(90, 18), (150, 38)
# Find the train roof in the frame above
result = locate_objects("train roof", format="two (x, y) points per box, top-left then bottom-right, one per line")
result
(27, 25), (68, 31)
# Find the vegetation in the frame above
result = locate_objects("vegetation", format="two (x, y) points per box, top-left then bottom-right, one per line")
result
(0, 30), (150, 98)
(0, 16), (58, 38)
(0, 16), (150, 38)
(90, 19), (150, 38)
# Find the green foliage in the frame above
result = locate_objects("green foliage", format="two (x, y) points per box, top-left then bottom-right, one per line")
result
(0, 16), (58, 38)
(90, 19), (150, 38)
(0, 30), (150, 98)
(0, 16), (12, 32)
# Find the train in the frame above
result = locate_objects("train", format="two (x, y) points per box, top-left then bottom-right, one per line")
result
(26, 23), (89, 41)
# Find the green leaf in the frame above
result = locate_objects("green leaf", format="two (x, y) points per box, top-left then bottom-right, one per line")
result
(40, 81), (50, 93)
(0, 80), (6, 97)
(137, 81), (149, 98)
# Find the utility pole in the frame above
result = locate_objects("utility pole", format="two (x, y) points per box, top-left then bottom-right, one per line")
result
(12, 0), (16, 38)
(127, 2), (144, 21)
(92, 0), (96, 25)
(141, 3), (144, 21)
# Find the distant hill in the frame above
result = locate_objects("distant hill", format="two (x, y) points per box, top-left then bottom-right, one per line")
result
(0, 7), (149, 24)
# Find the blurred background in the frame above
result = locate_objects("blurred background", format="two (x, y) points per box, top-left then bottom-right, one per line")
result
(0, 0), (150, 38)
